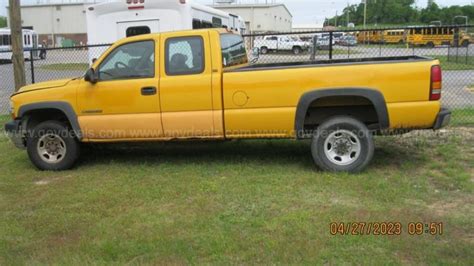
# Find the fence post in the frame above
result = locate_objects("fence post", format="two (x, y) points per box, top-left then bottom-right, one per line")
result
(447, 45), (451, 62)
(311, 36), (317, 61)
(466, 44), (469, 64)
(329, 31), (333, 60)
(30, 49), (35, 84)
(455, 44), (459, 63)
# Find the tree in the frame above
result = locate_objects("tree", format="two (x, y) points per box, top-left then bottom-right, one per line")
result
(0, 16), (7, 28)
(327, 0), (473, 27)
(420, 0), (441, 23)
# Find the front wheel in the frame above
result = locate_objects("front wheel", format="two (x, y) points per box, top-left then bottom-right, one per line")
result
(311, 116), (374, 173)
(27, 121), (80, 171)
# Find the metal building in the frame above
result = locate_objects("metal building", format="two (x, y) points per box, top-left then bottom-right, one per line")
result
(6, 2), (89, 47)
(210, 3), (293, 33)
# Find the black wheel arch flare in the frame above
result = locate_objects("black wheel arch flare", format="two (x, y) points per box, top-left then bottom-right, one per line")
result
(294, 88), (390, 139)
(17, 101), (83, 140)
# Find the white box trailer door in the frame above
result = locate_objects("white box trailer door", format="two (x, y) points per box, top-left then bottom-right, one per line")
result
(117, 19), (160, 39)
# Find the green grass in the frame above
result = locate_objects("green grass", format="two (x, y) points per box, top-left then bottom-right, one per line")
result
(359, 43), (407, 48)
(451, 108), (474, 126)
(39, 63), (89, 72)
(427, 55), (474, 70)
(0, 115), (473, 264)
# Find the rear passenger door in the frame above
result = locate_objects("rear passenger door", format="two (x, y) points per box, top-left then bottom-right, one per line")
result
(158, 31), (216, 138)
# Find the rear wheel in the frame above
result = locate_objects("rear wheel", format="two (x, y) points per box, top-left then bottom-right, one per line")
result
(311, 116), (374, 173)
(292, 46), (302, 55)
(426, 42), (435, 48)
(260, 47), (268, 54)
(461, 40), (469, 47)
(27, 121), (80, 171)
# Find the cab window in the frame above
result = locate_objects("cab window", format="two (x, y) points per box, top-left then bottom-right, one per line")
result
(165, 36), (204, 75)
(98, 40), (155, 81)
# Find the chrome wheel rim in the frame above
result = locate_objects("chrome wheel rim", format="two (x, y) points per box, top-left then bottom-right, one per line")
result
(37, 133), (67, 164)
(324, 130), (361, 166)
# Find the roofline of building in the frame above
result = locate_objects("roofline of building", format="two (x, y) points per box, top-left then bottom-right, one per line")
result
(9, 2), (86, 8)
(211, 4), (293, 18)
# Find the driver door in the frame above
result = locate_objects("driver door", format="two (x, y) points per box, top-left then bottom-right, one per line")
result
(77, 39), (163, 140)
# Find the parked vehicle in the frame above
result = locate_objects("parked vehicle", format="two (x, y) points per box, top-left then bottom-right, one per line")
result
(255, 35), (311, 55)
(356, 30), (384, 44)
(356, 27), (470, 47)
(0, 28), (39, 61)
(322, 32), (343, 45)
(314, 36), (331, 50)
(6, 29), (450, 173)
(407, 26), (470, 47)
(383, 30), (406, 44)
(338, 35), (358, 46)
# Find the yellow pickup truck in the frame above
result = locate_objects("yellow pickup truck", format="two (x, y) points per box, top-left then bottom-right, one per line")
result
(5, 29), (450, 172)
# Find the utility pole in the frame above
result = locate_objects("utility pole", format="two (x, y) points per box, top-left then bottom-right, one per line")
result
(335, 11), (338, 27)
(363, 0), (367, 28)
(9, 0), (26, 92)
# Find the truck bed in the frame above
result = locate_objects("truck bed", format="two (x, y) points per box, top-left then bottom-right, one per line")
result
(222, 55), (441, 138)
(231, 56), (434, 72)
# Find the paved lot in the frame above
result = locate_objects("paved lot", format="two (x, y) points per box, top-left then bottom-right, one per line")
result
(0, 46), (473, 114)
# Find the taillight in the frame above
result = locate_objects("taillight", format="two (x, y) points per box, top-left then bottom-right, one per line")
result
(430, 65), (442, 101)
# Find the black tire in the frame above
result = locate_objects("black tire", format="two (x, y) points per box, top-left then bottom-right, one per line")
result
(260, 47), (268, 54)
(292, 46), (302, 55)
(426, 42), (435, 48)
(311, 116), (374, 173)
(27, 120), (80, 171)
(461, 40), (469, 48)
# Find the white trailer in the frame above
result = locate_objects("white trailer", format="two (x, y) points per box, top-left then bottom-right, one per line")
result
(86, 0), (246, 62)
(0, 28), (39, 61)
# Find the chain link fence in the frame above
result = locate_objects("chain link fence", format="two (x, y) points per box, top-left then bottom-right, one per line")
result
(0, 25), (473, 126)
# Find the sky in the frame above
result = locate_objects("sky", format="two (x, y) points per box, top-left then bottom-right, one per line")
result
(1, 0), (473, 24)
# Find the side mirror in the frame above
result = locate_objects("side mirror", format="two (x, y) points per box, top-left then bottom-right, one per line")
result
(84, 68), (98, 84)
(250, 47), (260, 64)
(252, 47), (260, 57)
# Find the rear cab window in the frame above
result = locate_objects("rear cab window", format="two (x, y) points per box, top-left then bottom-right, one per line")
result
(165, 36), (205, 75)
(220, 34), (248, 68)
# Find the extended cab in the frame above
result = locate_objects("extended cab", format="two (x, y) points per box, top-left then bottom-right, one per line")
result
(5, 29), (451, 172)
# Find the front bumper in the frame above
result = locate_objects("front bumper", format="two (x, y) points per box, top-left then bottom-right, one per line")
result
(4, 120), (26, 149)
(433, 108), (451, 130)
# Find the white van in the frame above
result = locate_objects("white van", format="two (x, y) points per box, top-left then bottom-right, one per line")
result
(0, 28), (39, 61)
(86, 0), (246, 63)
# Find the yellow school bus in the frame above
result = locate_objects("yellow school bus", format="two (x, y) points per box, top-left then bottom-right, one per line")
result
(382, 30), (406, 44)
(407, 27), (470, 47)
(356, 31), (384, 44)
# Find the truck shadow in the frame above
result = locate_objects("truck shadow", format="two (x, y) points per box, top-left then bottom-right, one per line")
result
(77, 138), (427, 172)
